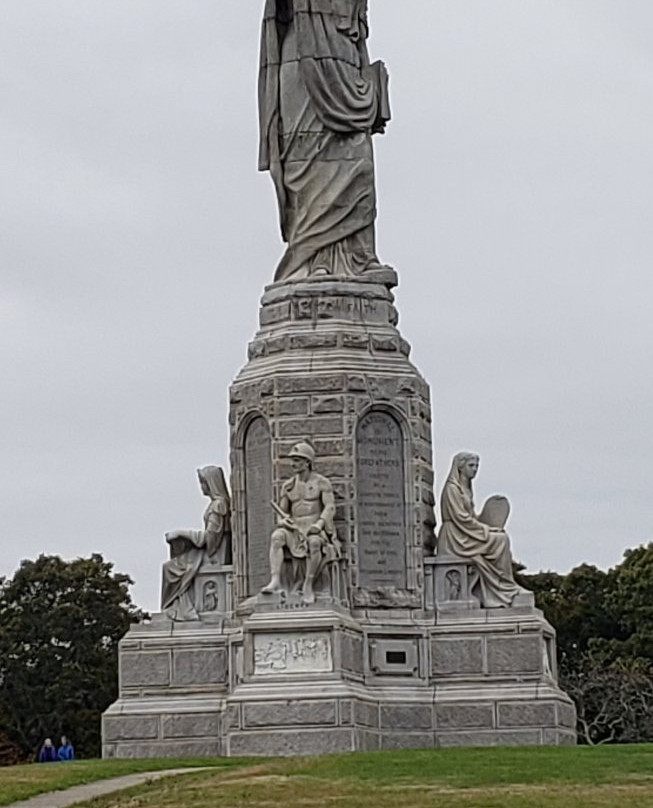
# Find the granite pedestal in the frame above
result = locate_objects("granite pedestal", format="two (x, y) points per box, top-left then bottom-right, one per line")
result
(102, 278), (575, 757)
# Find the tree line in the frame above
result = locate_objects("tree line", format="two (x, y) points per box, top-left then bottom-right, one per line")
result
(517, 543), (653, 744)
(1, 547), (653, 762)
(0, 555), (142, 763)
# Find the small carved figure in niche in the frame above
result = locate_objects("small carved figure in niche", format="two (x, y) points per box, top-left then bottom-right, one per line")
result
(437, 453), (523, 608)
(202, 580), (219, 613)
(445, 569), (462, 601)
(261, 442), (342, 604)
(161, 466), (232, 621)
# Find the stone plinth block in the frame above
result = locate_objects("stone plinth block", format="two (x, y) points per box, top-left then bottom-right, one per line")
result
(120, 652), (170, 689)
(431, 638), (484, 676)
(487, 636), (542, 676)
(243, 700), (337, 728)
(228, 728), (354, 757)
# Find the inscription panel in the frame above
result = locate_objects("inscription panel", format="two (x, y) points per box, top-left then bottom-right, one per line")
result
(245, 417), (274, 595)
(254, 632), (333, 676)
(356, 411), (407, 588)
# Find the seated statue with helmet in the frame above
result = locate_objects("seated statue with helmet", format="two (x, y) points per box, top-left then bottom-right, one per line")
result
(261, 441), (342, 604)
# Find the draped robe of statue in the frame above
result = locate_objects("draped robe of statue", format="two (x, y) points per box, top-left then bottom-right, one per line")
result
(259, 0), (391, 282)
(161, 466), (232, 621)
(438, 455), (521, 608)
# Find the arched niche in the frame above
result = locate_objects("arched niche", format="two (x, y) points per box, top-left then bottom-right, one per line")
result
(244, 416), (273, 596)
(355, 409), (407, 589)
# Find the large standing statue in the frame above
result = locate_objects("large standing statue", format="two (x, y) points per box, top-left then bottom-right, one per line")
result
(259, 0), (392, 283)
(438, 453), (523, 608)
(161, 466), (232, 621)
(261, 442), (342, 603)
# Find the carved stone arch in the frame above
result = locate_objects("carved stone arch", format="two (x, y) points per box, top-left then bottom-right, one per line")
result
(354, 406), (409, 590)
(239, 413), (274, 597)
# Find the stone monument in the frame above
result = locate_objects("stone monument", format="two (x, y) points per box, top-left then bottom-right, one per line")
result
(102, 0), (575, 756)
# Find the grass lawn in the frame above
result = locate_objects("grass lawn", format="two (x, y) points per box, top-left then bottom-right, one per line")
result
(58, 745), (653, 808)
(0, 757), (242, 805)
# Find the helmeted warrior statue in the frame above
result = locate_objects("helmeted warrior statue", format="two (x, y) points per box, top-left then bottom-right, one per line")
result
(261, 441), (341, 603)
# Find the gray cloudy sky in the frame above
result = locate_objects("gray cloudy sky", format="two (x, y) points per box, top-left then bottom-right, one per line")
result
(2, 1), (652, 613)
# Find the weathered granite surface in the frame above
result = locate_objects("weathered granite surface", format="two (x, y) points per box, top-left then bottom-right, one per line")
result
(229, 278), (435, 612)
(102, 2), (577, 757)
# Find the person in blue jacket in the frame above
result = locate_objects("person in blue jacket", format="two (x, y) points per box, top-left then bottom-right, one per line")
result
(57, 735), (75, 761)
(38, 738), (57, 763)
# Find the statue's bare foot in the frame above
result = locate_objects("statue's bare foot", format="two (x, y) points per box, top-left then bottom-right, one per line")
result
(302, 586), (315, 605)
(261, 578), (282, 595)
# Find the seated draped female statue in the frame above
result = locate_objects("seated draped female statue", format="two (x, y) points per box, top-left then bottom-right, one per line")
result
(161, 466), (232, 621)
(259, 0), (393, 284)
(437, 453), (523, 608)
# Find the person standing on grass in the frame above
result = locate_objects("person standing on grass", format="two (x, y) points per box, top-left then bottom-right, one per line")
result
(57, 735), (75, 761)
(38, 738), (57, 763)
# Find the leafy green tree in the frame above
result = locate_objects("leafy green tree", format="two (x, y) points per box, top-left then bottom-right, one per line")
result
(0, 554), (143, 760)
(518, 544), (653, 744)
(606, 544), (653, 664)
(516, 563), (623, 663)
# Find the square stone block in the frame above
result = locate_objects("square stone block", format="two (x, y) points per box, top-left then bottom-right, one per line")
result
(242, 700), (337, 728)
(380, 704), (433, 731)
(498, 702), (556, 728)
(487, 636), (542, 675)
(172, 648), (228, 686)
(355, 730), (380, 751)
(228, 728), (353, 757)
(278, 397), (310, 416)
(431, 638), (483, 676)
(542, 730), (576, 746)
(278, 416), (343, 437)
(436, 704), (495, 730)
(339, 700), (353, 726)
(162, 713), (220, 739)
(354, 701), (379, 728)
(313, 395), (345, 414)
(110, 740), (221, 758)
(120, 652), (170, 688)
(557, 702), (577, 729)
(381, 732), (434, 750)
(437, 730), (542, 747)
(340, 633), (364, 675)
(225, 704), (241, 731)
(103, 716), (159, 742)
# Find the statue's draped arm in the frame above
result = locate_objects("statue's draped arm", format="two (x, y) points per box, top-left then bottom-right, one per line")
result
(441, 482), (490, 545)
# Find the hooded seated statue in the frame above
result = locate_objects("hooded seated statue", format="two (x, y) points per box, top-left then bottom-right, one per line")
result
(438, 453), (523, 608)
(162, 466), (232, 621)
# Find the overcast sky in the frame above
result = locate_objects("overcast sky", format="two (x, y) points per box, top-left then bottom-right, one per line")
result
(2, 1), (652, 613)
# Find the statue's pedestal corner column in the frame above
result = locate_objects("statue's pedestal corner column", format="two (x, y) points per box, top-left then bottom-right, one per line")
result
(430, 600), (576, 747)
(101, 618), (231, 759)
(225, 605), (367, 756)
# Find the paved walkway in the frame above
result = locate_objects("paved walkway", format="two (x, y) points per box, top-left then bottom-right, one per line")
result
(6, 767), (209, 808)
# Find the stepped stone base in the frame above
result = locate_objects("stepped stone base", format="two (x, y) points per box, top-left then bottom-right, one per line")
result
(103, 604), (575, 757)
(103, 276), (576, 757)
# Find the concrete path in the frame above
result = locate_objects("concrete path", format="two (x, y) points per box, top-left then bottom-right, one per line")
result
(5, 767), (209, 808)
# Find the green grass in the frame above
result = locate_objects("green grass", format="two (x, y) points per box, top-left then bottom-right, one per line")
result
(0, 757), (242, 805)
(29, 745), (653, 808)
